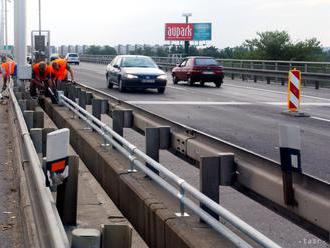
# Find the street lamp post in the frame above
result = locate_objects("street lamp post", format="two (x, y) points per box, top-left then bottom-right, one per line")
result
(182, 13), (192, 56)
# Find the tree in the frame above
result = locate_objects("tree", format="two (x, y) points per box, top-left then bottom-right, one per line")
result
(85, 45), (102, 55)
(102, 46), (117, 55)
(244, 31), (291, 60)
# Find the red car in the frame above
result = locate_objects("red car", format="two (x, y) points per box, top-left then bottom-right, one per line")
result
(172, 56), (224, 87)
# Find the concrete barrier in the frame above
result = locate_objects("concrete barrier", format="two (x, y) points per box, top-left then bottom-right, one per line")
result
(43, 97), (235, 248)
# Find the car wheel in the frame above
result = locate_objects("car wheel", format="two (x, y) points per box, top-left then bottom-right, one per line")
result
(106, 75), (113, 89)
(157, 87), (165, 94)
(215, 79), (223, 88)
(118, 78), (125, 92)
(188, 76), (194, 86)
(173, 74), (178, 84)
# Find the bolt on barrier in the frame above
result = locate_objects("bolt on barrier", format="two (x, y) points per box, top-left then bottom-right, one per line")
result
(58, 92), (281, 248)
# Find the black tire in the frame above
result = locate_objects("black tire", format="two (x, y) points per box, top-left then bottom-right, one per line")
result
(118, 78), (125, 92)
(173, 74), (178, 84)
(188, 76), (194, 86)
(106, 75), (113, 89)
(215, 79), (223, 88)
(157, 87), (165, 94)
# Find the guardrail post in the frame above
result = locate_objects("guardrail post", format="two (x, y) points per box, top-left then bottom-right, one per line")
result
(266, 77), (271, 84)
(112, 110), (133, 147)
(78, 90), (87, 109)
(75, 86), (81, 99)
(30, 128), (43, 155)
(315, 81), (320, 90)
(86, 92), (93, 105)
(231, 74), (234, 80)
(281, 78), (285, 86)
(92, 99), (109, 120)
(101, 224), (132, 248)
(56, 155), (79, 225)
(68, 85), (76, 101)
(219, 153), (235, 186)
(145, 127), (170, 175)
(42, 128), (57, 157)
(279, 125), (301, 206)
(23, 111), (34, 130)
(200, 156), (220, 220)
(19, 99), (27, 111)
(253, 76), (257, 83)
(146, 128), (160, 175)
(71, 228), (101, 248)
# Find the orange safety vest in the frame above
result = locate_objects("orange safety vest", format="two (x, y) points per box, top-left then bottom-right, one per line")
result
(52, 58), (68, 81)
(8, 61), (16, 76)
(1, 62), (9, 77)
(32, 63), (52, 81)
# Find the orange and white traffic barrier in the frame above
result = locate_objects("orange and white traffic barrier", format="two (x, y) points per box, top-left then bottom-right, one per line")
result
(287, 68), (301, 112)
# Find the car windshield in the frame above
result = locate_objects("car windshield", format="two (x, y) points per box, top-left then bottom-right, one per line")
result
(69, 54), (78, 57)
(195, 58), (218, 66)
(121, 57), (157, 68)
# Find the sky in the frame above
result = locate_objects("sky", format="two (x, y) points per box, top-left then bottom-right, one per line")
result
(5, 0), (330, 48)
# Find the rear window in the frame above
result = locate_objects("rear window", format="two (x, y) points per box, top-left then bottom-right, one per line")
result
(195, 58), (218, 66)
(68, 54), (78, 57)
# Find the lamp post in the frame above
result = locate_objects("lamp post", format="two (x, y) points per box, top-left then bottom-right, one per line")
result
(182, 13), (192, 56)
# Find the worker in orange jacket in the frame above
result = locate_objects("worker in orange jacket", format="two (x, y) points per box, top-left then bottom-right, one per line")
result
(0, 56), (10, 94)
(51, 58), (75, 87)
(30, 61), (54, 97)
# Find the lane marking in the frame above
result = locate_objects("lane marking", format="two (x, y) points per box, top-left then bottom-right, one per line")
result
(126, 101), (252, 105)
(310, 116), (330, 123)
(224, 83), (330, 101)
(126, 101), (330, 106)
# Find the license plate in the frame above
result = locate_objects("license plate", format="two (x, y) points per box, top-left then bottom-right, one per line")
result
(142, 79), (155, 83)
(202, 71), (214, 74)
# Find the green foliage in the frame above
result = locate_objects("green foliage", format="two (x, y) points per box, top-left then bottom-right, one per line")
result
(85, 45), (117, 55)
(84, 31), (329, 61)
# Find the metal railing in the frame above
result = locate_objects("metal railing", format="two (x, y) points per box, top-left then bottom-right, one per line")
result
(9, 85), (70, 248)
(58, 91), (281, 248)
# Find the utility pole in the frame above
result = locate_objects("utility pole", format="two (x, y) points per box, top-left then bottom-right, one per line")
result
(4, 0), (7, 49)
(182, 13), (192, 56)
(38, 0), (41, 35)
(0, 0), (4, 51)
(14, 0), (29, 82)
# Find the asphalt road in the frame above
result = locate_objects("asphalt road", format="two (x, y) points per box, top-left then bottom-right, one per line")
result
(71, 62), (330, 248)
(74, 62), (330, 183)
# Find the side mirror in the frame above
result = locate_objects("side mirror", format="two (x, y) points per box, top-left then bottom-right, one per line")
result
(113, 64), (119, 69)
(176, 63), (180, 67)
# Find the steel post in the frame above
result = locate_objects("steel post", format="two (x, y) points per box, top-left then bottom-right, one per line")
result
(78, 90), (87, 109)
(200, 156), (220, 220)
(145, 128), (160, 175)
(56, 155), (79, 225)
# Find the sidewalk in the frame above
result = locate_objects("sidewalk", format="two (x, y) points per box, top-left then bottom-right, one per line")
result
(0, 102), (23, 248)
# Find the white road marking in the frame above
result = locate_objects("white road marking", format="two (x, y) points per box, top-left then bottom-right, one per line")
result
(126, 101), (252, 105)
(224, 83), (330, 101)
(126, 101), (330, 106)
(310, 116), (330, 123)
(167, 85), (190, 92)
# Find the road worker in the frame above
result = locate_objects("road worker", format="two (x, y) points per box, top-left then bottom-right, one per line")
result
(51, 58), (75, 88)
(30, 61), (54, 97)
(0, 56), (10, 98)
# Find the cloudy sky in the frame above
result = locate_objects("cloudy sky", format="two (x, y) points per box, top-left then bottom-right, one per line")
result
(6, 0), (330, 48)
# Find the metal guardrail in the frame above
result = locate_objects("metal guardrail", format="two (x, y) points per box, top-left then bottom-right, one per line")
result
(74, 82), (330, 243)
(9, 85), (70, 248)
(79, 55), (330, 87)
(58, 91), (281, 248)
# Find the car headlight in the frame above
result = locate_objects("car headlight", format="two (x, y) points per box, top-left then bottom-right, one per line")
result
(157, 74), (167, 80)
(123, 74), (138, 79)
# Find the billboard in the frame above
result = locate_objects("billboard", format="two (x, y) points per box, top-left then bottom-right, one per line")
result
(165, 23), (193, 41)
(165, 23), (212, 41)
(193, 23), (212, 41)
